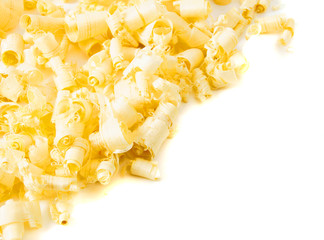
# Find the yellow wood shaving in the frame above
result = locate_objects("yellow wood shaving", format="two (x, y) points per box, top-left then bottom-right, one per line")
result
(91, 95), (133, 153)
(23, 200), (42, 229)
(96, 154), (118, 184)
(207, 63), (238, 89)
(30, 175), (79, 192)
(214, 8), (244, 29)
(0, 200), (25, 226)
(5, 134), (33, 152)
(107, 7), (139, 47)
(20, 15), (65, 34)
(192, 68), (212, 102)
(164, 11), (209, 48)
(152, 77), (181, 107)
(175, 0), (211, 20)
(0, 200), (25, 240)
(47, 56), (76, 90)
(279, 18), (295, 45)
(86, 50), (113, 86)
(129, 158), (160, 180)
(133, 113), (170, 160)
(176, 48), (204, 71)
(245, 15), (294, 45)
(112, 97), (143, 128)
(79, 158), (101, 184)
(1, 33), (24, 66)
(49, 197), (71, 225)
(54, 121), (84, 150)
(109, 38), (130, 70)
(34, 33), (61, 59)
(136, 18), (174, 47)
(227, 50), (249, 74)
(65, 11), (109, 42)
(254, 14), (286, 33)
(122, 5), (145, 32)
(240, 0), (257, 18)
(64, 137), (89, 175)
(1, 222), (24, 240)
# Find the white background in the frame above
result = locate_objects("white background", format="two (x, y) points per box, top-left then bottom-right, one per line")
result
(24, 0), (324, 240)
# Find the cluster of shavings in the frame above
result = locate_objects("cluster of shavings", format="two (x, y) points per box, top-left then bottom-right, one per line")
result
(0, 0), (294, 239)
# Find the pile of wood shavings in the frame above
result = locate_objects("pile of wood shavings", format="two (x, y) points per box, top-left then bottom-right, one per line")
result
(0, 0), (294, 239)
